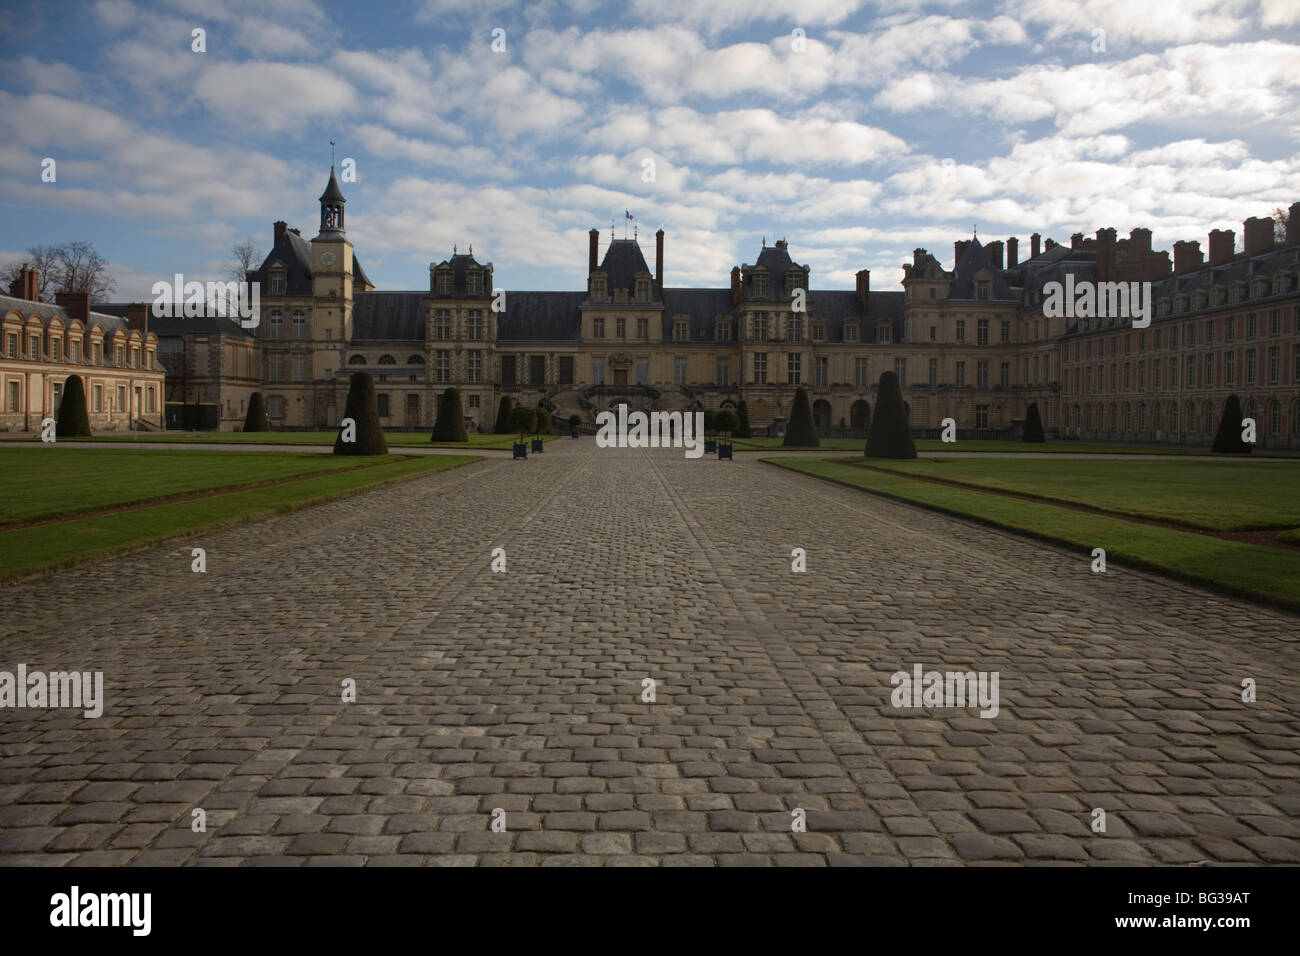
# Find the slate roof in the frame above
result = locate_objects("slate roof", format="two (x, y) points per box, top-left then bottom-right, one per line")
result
(429, 253), (492, 300)
(497, 292), (586, 342)
(248, 231), (315, 297)
(947, 238), (1018, 300)
(0, 294), (132, 332)
(597, 240), (653, 296)
(661, 289), (735, 341)
(352, 292), (427, 341)
(93, 304), (253, 337)
(319, 167), (346, 203)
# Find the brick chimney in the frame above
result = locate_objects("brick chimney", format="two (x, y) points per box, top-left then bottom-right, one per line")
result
(1070, 232), (1084, 249)
(54, 291), (90, 324)
(289, 228), (301, 237)
(8, 264), (39, 301)
(730, 266), (741, 307)
(588, 228), (599, 276)
(1243, 216), (1274, 255)
(1095, 228), (1117, 282)
(1173, 240), (1204, 274)
(126, 302), (149, 337)
(855, 269), (871, 315)
(986, 240), (1003, 270)
(1129, 228), (1152, 258)
(655, 228), (664, 297)
(274, 220), (287, 242)
(1208, 229), (1234, 266)
(1149, 251), (1171, 278)
(1288, 202), (1300, 246)
(954, 240), (971, 266)
(1030, 233), (1041, 259)
(1006, 237), (1018, 268)
(1044, 238), (1056, 251)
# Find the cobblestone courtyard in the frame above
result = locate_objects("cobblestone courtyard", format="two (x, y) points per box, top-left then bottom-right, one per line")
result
(1, 441), (1297, 866)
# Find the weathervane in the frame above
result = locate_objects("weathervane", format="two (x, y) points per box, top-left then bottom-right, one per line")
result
(330, 140), (336, 167)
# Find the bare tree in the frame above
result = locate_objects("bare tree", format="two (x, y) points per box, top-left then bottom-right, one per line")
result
(1273, 207), (1290, 244)
(56, 241), (116, 301)
(227, 238), (264, 281)
(1, 244), (63, 301)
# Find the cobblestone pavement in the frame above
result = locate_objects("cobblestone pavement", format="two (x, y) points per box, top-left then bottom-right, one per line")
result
(1, 439), (1297, 866)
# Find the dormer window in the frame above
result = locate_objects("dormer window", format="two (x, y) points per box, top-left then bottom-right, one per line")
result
(436, 270), (453, 295)
(976, 279), (991, 300)
(877, 322), (891, 344)
(269, 267), (286, 296)
(590, 275), (606, 299)
(1274, 274), (1289, 295)
(716, 320), (731, 341)
(467, 270), (483, 295)
(845, 323), (858, 343)
(1251, 278), (1266, 298)
(752, 273), (770, 297)
(674, 318), (689, 340)
(636, 278), (650, 303)
(786, 269), (803, 296)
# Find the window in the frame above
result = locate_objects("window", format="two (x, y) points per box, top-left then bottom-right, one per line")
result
(1185, 355), (1195, 388)
(292, 311), (307, 339)
(378, 354), (396, 365)
(1270, 310), (1281, 337)
(51, 338), (61, 362)
(117, 386), (126, 413)
(1224, 316), (1234, 343)
(558, 355), (574, 385)
(717, 358), (729, 386)
(856, 358), (869, 388)
(6, 333), (16, 357)
(435, 350), (450, 383)
(593, 317), (605, 338)
(928, 358), (938, 386)
(468, 394), (480, 409)
(752, 273), (770, 297)
(787, 352), (801, 385)
(956, 320), (965, 342)
(1186, 324), (1196, 347)
(816, 357), (828, 387)
(592, 357), (604, 385)
(377, 394), (390, 417)
(93, 384), (102, 412)
(349, 354), (366, 365)
(1170, 327), (1178, 349)
(467, 310), (482, 340)
(754, 315), (769, 342)
(434, 310), (451, 340)
(268, 311), (283, 339)
(638, 318), (649, 339)
(754, 352), (767, 385)
(147, 387), (156, 412)
(1246, 349), (1257, 385)
(1269, 346), (1280, 384)
(714, 320), (727, 341)
(675, 357), (688, 386)
(975, 404), (989, 429)
(977, 319), (989, 346)
(1271, 400), (1282, 436)
(436, 271), (452, 294)
(616, 316), (626, 339)
(73, 339), (83, 363)
(674, 319), (689, 341)
(268, 395), (285, 419)
(270, 269), (285, 295)
(467, 270), (483, 295)
(878, 323), (891, 344)
(635, 279), (650, 302)
(1225, 351), (1235, 386)
(1138, 361), (1146, 391)
(1000, 321), (1010, 344)
(956, 361), (966, 387)
(269, 354), (283, 382)
(894, 360), (906, 386)
(529, 355), (545, 385)
(845, 324), (858, 343)
(793, 317), (807, 341)
(292, 353), (306, 382)
(1205, 353), (1214, 387)
(975, 280), (991, 300)
(999, 361), (1010, 388)
(977, 361), (989, 388)
(115, 346), (124, 367)
(590, 276), (606, 299)
(468, 350), (482, 383)
(1169, 358), (1178, 388)
(1247, 313), (1256, 338)
(407, 355), (425, 365)
(8, 380), (19, 411)
(929, 326), (936, 341)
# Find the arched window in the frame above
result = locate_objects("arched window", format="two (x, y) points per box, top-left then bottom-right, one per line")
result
(378, 355), (396, 365)
(291, 310), (307, 339)
(267, 310), (283, 339)
(407, 355), (425, 365)
(348, 354), (366, 365)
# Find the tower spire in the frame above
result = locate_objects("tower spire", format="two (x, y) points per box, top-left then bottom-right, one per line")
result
(317, 165), (346, 237)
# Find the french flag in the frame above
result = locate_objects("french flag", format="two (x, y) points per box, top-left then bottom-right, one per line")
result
(625, 210), (634, 221)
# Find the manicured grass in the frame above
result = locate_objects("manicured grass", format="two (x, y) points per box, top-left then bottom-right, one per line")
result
(856, 457), (1300, 531)
(732, 436), (1205, 454)
(0, 431), (555, 450)
(0, 450), (478, 580)
(768, 457), (1300, 611)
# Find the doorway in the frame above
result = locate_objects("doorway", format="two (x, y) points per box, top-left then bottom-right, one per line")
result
(613, 368), (628, 386)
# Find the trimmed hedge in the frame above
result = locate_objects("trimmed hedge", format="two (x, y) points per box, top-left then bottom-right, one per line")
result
(864, 371), (915, 459)
(333, 372), (388, 455)
(56, 374), (91, 438)
(1211, 394), (1252, 454)
(783, 387), (820, 447)
(736, 400), (753, 438)
(494, 395), (513, 434)
(243, 392), (271, 432)
(431, 387), (469, 442)
(1023, 401), (1045, 443)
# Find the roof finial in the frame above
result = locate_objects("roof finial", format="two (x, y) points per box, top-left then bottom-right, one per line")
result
(469, 243), (473, 255)
(453, 243), (457, 254)
(330, 140), (335, 168)
(973, 223), (978, 240)
(762, 236), (766, 247)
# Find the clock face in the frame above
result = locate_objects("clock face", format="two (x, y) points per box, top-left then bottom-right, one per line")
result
(320, 251), (336, 266)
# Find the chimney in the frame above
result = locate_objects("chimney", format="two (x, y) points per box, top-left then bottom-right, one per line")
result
(289, 228), (301, 236)
(588, 228), (599, 276)
(1006, 237), (1018, 268)
(1030, 233), (1041, 259)
(1173, 240), (1203, 275)
(1149, 251), (1172, 278)
(1129, 228), (1152, 258)
(1208, 229), (1234, 266)
(1288, 202), (1300, 246)
(9, 264), (38, 301)
(731, 266), (741, 307)
(1095, 228), (1117, 283)
(1044, 238), (1057, 251)
(1243, 216), (1274, 256)
(1070, 232), (1084, 249)
(986, 240), (1003, 270)
(55, 291), (90, 323)
(274, 220), (287, 242)
(855, 269), (871, 315)
(655, 228), (664, 297)
(954, 240), (970, 266)
(126, 302), (149, 337)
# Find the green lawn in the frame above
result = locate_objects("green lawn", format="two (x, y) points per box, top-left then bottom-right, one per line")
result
(768, 456), (1300, 611)
(0, 448), (478, 580)
(0, 431), (556, 450)
(855, 457), (1300, 531)
(732, 437), (1204, 454)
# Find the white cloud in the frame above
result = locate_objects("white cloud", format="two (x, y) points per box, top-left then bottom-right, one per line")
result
(194, 62), (358, 132)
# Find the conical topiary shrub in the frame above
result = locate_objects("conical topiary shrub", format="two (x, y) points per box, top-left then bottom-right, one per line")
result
(1211, 394), (1252, 454)
(431, 387), (468, 442)
(1023, 401), (1045, 442)
(865, 371), (915, 459)
(243, 391), (271, 432)
(333, 371), (388, 455)
(736, 399), (753, 438)
(56, 374), (91, 438)
(494, 395), (513, 434)
(783, 387), (820, 447)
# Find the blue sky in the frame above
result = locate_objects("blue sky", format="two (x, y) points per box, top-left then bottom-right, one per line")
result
(1, 0), (1298, 300)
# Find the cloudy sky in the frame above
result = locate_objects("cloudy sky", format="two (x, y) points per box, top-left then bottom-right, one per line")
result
(1, 0), (1298, 300)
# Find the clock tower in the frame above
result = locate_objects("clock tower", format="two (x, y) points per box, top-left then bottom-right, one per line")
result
(311, 166), (355, 345)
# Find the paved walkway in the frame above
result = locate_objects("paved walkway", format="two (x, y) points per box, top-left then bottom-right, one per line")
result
(1, 439), (1296, 866)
